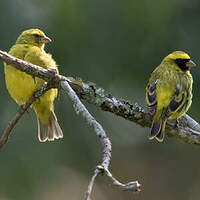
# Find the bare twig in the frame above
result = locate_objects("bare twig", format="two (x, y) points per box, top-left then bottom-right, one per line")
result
(61, 81), (141, 198)
(84, 168), (99, 200)
(0, 83), (51, 148)
(101, 166), (141, 192)
(84, 165), (141, 200)
(61, 81), (111, 169)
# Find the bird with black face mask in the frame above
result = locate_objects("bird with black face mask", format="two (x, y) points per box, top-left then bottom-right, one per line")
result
(146, 51), (196, 142)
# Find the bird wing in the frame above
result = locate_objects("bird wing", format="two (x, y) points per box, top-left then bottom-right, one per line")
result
(167, 85), (189, 117)
(146, 81), (157, 107)
(146, 79), (188, 118)
(146, 80), (158, 115)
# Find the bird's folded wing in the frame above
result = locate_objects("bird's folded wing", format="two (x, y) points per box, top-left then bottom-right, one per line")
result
(146, 82), (157, 107)
(168, 89), (188, 115)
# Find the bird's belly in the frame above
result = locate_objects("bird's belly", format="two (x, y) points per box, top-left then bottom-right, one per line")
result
(5, 65), (36, 105)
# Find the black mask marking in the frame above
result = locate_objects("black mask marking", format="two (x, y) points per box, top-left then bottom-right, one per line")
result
(175, 59), (190, 71)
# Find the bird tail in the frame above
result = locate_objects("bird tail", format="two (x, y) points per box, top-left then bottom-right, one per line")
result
(149, 112), (167, 142)
(37, 111), (63, 142)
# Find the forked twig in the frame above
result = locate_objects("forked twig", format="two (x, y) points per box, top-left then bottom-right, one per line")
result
(85, 166), (141, 200)
(61, 80), (141, 199)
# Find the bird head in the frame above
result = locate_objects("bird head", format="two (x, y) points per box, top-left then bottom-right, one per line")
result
(16, 29), (51, 48)
(163, 51), (196, 72)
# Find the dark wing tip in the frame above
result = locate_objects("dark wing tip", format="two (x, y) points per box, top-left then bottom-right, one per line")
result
(149, 122), (161, 140)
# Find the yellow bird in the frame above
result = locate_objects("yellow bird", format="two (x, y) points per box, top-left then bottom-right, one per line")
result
(4, 29), (63, 142)
(146, 51), (196, 142)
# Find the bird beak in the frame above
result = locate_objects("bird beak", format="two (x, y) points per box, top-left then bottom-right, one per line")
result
(41, 36), (52, 43)
(186, 60), (196, 68)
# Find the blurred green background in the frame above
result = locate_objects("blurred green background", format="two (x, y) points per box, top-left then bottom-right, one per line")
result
(0, 0), (200, 199)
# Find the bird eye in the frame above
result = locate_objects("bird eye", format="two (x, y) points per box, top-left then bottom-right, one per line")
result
(33, 34), (40, 38)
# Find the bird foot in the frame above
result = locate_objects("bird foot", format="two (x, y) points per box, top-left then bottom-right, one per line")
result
(167, 119), (179, 129)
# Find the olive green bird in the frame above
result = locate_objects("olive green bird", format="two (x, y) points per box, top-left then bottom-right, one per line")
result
(4, 29), (63, 142)
(146, 51), (196, 142)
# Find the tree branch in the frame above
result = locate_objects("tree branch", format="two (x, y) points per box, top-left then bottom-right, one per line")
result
(61, 80), (111, 169)
(69, 78), (200, 145)
(0, 49), (200, 145)
(61, 80), (141, 199)
(0, 83), (52, 148)
(0, 50), (141, 198)
(0, 48), (199, 198)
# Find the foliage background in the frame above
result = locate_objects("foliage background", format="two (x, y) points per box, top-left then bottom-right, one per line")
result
(0, 0), (200, 199)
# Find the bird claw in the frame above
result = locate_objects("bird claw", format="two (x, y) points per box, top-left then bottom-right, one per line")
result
(167, 119), (179, 129)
